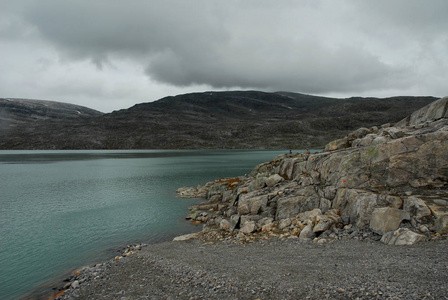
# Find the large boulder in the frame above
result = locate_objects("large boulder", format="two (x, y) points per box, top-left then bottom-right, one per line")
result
(380, 228), (427, 246)
(369, 208), (410, 235)
(333, 189), (378, 228)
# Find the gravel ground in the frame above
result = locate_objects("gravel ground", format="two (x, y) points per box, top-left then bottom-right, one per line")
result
(56, 238), (448, 300)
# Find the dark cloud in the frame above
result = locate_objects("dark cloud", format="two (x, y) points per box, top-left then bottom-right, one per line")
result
(0, 0), (447, 112)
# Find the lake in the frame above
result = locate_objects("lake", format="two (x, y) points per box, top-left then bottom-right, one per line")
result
(0, 150), (292, 300)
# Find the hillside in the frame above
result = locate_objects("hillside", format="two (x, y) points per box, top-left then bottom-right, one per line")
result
(0, 92), (437, 149)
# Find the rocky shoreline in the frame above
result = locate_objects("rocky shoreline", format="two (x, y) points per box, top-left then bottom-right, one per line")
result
(176, 97), (448, 247)
(39, 97), (448, 299)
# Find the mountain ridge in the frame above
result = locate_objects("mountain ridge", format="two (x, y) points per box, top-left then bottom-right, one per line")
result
(0, 91), (438, 149)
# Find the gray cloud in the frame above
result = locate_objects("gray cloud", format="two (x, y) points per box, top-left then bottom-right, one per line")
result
(0, 0), (447, 112)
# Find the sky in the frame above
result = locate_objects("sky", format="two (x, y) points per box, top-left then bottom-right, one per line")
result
(0, 1), (447, 113)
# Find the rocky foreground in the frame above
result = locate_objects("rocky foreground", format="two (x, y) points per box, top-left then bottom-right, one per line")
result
(177, 97), (448, 246)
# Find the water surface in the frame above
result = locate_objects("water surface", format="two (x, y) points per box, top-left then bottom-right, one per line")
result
(0, 150), (291, 299)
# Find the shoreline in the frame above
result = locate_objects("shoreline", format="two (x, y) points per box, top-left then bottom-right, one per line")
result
(21, 224), (203, 300)
(40, 236), (448, 299)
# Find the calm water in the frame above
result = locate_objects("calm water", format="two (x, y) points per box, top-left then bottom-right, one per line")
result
(0, 150), (290, 300)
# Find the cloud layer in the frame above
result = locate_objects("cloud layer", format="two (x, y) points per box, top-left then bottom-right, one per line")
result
(1, 0), (447, 112)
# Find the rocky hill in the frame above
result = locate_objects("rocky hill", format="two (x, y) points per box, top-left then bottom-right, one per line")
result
(177, 97), (448, 245)
(0, 92), (436, 149)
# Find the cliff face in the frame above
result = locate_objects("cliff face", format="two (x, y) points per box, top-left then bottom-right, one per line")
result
(178, 97), (448, 245)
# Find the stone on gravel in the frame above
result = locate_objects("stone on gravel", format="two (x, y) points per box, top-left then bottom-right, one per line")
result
(380, 228), (427, 246)
(173, 233), (199, 242)
(240, 221), (257, 234)
(71, 280), (80, 289)
(299, 223), (315, 239)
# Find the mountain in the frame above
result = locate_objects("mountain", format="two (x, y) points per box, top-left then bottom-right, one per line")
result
(0, 92), (437, 149)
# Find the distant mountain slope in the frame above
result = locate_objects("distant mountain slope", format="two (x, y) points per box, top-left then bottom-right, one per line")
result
(0, 92), (437, 149)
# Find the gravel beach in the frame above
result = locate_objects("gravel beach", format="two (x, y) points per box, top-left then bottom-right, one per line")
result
(56, 238), (448, 300)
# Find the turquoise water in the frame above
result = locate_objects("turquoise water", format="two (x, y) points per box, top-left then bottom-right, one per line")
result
(0, 150), (290, 300)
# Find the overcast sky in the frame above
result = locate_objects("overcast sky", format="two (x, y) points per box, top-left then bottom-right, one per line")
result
(1, 0), (447, 112)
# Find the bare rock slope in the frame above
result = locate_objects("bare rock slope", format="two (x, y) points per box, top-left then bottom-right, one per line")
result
(178, 97), (448, 245)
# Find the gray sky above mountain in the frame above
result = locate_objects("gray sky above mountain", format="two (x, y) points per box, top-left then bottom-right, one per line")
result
(0, 0), (447, 112)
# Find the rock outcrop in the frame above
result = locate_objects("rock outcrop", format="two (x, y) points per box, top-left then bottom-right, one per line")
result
(177, 97), (448, 244)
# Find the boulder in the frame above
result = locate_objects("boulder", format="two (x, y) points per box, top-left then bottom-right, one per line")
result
(173, 233), (199, 242)
(220, 219), (231, 231)
(349, 127), (371, 139)
(403, 196), (432, 219)
(380, 228), (427, 246)
(325, 138), (350, 151)
(377, 194), (403, 209)
(333, 189), (378, 228)
(238, 192), (268, 215)
(229, 214), (240, 231)
(369, 208), (411, 235)
(404, 97), (448, 126)
(299, 223), (315, 239)
(240, 221), (257, 234)
(278, 218), (292, 229)
(265, 174), (284, 187)
(435, 216), (448, 234)
(248, 176), (266, 191)
(313, 216), (334, 233)
(238, 204), (250, 215)
(297, 208), (322, 222)
(276, 187), (321, 220)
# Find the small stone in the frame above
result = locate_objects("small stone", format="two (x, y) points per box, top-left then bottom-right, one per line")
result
(279, 218), (292, 229)
(71, 280), (80, 289)
(220, 219), (231, 231)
